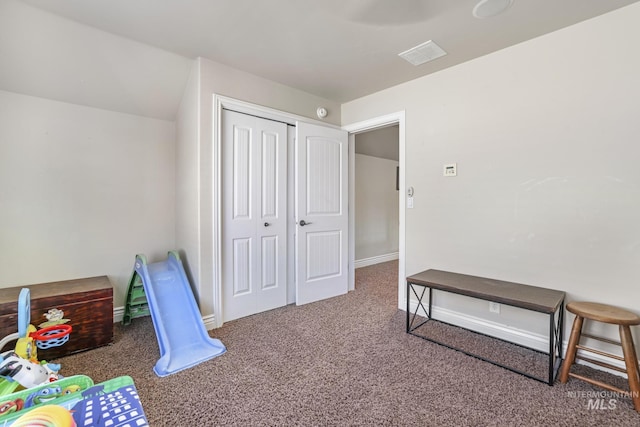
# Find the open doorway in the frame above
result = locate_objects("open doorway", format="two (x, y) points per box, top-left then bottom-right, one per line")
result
(353, 125), (399, 268)
(344, 111), (406, 311)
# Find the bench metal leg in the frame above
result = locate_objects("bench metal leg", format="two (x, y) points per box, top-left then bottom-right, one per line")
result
(406, 282), (430, 332)
(548, 301), (564, 385)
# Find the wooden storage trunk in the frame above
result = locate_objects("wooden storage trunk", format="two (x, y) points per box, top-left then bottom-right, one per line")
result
(0, 276), (113, 360)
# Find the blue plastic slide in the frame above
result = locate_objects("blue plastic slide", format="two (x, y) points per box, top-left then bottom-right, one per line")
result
(133, 251), (226, 377)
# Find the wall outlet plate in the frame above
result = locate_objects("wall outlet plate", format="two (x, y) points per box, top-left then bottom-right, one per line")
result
(489, 302), (500, 314)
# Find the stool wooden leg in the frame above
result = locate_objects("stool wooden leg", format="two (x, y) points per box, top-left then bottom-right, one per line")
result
(619, 325), (640, 412)
(560, 315), (584, 383)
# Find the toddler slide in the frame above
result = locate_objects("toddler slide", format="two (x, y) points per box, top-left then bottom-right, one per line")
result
(133, 251), (226, 377)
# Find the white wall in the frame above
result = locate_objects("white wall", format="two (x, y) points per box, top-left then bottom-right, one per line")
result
(175, 62), (201, 299)
(342, 3), (640, 345)
(175, 57), (342, 318)
(355, 126), (399, 161)
(0, 90), (176, 307)
(355, 154), (399, 261)
(0, 0), (191, 121)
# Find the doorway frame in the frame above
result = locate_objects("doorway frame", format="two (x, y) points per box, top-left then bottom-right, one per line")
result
(343, 111), (406, 309)
(212, 95), (343, 327)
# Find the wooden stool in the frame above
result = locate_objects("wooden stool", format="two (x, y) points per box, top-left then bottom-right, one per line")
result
(559, 301), (640, 411)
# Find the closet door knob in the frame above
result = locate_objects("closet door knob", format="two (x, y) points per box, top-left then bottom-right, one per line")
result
(264, 222), (270, 227)
(299, 220), (311, 226)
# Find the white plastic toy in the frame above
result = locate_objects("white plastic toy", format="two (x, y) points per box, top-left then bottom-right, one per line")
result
(0, 353), (60, 389)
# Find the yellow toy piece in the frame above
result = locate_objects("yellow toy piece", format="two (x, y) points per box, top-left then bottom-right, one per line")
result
(14, 325), (37, 362)
(12, 404), (75, 427)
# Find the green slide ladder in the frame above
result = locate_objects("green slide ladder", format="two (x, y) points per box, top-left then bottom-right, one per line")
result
(122, 269), (150, 325)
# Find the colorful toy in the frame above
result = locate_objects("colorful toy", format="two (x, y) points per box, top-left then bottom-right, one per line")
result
(24, 384), (62, 408)
(13, 326), (37, 362)
(0, 378), (19, 398)
(39, 309), (70, 328)
(0, 375), (150, 426)
(0, 288), (72, 398)
(61, 384), (82, 396)
(11, 404), (75, 427)
(30, 324), (72, 351)
(0, 289), (150, 426)
(0, 397), (23, 417)
(0, 375), (92, 421)
(12, 289), (37, 361)
(0, 289), (73, 362)
(0, 353), (60, 389)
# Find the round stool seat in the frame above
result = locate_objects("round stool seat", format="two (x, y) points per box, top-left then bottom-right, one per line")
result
(566, 301), (640, 326)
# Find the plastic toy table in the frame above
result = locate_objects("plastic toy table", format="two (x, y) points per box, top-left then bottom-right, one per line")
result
(0, 375), (149, 426)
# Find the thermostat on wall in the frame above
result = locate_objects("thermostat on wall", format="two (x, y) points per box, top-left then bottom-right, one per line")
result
(443, 163), (457, 177)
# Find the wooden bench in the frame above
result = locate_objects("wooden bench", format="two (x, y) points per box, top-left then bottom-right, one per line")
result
(406, 269), (565, 385)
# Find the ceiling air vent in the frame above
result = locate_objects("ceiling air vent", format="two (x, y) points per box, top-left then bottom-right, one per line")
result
(398, 40), (447, 66)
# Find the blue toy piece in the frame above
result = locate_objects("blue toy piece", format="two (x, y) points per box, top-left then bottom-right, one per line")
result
(17, 289), (30, 339)
(0, 289), (31, 359)
(133, 251), (226, 377)
(24, 384), (62, 408)
(4, 289), (37, 362)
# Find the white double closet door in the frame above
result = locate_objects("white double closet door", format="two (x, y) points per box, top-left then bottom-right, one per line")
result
(221, 109), (348, 322)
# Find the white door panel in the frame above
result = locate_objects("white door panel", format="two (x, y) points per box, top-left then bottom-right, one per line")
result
(222, 110), (287, 322)
(306, 230), (342, 280)
(261, 236), (278, 289)
(231, 126), (253, 222)
(296, 122), (348, 305)
(261, 130), (279, 218)
(232, 238), (252, 295)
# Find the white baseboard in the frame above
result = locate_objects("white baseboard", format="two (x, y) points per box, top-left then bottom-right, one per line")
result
(408, 300), (550, 351)
(354, 252), (399, 269)
(202, 314), (217, 331)
(113, 306), (124, 323)
(113, 306), (218, 331)
(406, 300), (629, 378)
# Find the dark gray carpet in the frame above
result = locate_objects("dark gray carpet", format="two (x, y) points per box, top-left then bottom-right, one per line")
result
(54, 261), (640, 426)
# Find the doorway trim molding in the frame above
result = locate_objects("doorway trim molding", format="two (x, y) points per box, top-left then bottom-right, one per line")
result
(211, 95), (340, 327)
(343, 111), (406, 309)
